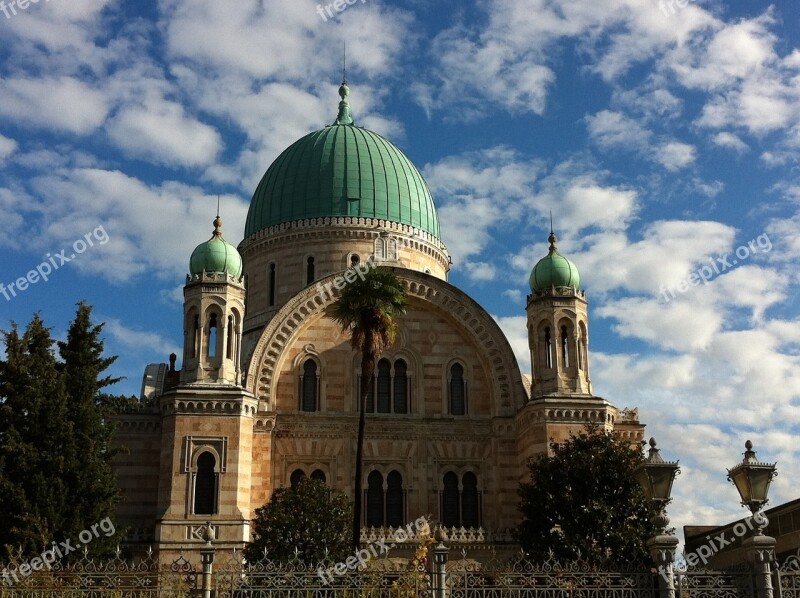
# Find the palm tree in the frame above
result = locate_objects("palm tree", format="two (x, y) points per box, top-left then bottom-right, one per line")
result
(331, 265), (408, 549)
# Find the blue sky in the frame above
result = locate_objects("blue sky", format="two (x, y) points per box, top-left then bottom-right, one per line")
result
(1, 0), (799, 541)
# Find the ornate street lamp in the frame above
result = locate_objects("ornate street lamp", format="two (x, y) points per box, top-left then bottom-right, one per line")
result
(727, 440), (777, 525)
(634, 438), (681, 530)
(635, 438), (681, 598)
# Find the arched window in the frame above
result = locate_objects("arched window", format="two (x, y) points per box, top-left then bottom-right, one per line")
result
(441, 471), (481, 529)
(393, 359), (408, 414)
(462, 472), (481, 528)
(306, 257), (315, 285)
(449, 364), (466, 416)
(561, 325), (569, 368)
(376, 359), (391, 414)
(226, 316), (234, 359)
(290, 469), (305, 489)
(268, 263), (276, 307)
(386, 471), (404, 527)
(387, 239), (398, 260)
(194, 452), (217, 515)
(208, 313), (218, 358)
(441, 472), (460, 527)
(301, 360), (318, 412)
(350, 254), (360, 267)
(190, 314), (199, 359)
(310, 469), (326, 483)
(366, 471), (384, 527)
(544, 327), (552, 368)
(374, 238), (386, 260)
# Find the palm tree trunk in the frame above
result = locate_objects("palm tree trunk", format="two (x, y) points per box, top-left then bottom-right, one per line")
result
(353, 351), (375, 550)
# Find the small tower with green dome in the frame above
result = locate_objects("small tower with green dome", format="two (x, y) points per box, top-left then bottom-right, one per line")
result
(526, 229), (592, 397)
(182, 215), (246, 385)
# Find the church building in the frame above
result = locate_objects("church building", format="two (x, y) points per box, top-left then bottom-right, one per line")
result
(112, 81), (645, 561)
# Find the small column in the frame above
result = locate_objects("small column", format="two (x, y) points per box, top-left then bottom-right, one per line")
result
(744, 534), (776, 598)
(432, 529), (449, 598)
(199, 522), (216, 598)
(648, 534), (679, 598)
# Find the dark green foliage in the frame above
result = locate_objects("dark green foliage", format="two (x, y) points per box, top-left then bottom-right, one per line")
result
(517, 425), (661, 565)
(0, 304), (122, 560)
(245, 478), (353, 564)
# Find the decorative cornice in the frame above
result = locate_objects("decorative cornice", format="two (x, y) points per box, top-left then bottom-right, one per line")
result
(238, 217), (449, 261)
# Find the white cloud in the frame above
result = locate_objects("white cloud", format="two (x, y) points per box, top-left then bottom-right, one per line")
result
(0, 77), (108, 134)
(0, 134), (18, 160)
(104, 318), (181, 356)
(655, 141), (697, 171)
(107, 100), (222, 168)
(712, 132), (749, 153)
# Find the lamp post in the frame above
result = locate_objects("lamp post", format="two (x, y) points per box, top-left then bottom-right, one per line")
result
(727, 440), (777, 598)
(634, 438), (680, 598)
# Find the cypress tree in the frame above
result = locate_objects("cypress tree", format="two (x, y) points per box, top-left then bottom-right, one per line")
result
(0, 316), (73, 558)
(57, 302), (122, 556)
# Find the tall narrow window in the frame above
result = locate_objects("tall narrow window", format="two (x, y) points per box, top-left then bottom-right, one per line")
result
(393, 359), (408, 414)
(208, 314), (218, 358)
(544, 327), (552, 368)
(194, 452), (217, 515)
(366, 471), (384, 527)
(290, 469), (305, 489)
(306, 257), (315, 285)
(269, 263), (276, 306)
(561, 325), (569, 368)
(449, 364), (465, 416)
(461, 472), (481, 528)
(226, 316), (234, 359)
(376, 359), (391, 413)
(387, 239), (398, 260)
(442, 472), (460, 527)
(374, 238), (386, 260)
(190, 315), (199, 359)
(386, 471), (404, 527)
(310, 469), (326, 483)
(301, 360), (318, 412)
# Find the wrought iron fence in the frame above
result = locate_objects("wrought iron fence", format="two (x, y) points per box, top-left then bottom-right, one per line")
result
(214, 551), (431, 598)
(0, 549), (196, 598)
(3, 545), (800, 598)
(447, 551), (657, 598)
(675, 564), (756, 598)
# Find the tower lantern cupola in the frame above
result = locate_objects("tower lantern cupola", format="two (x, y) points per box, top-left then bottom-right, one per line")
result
(526, 229), (591, 397)
(182, 215), (245, 385)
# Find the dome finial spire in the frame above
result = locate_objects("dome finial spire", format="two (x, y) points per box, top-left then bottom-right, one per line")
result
(335, 43), (354, 126)
(548, 210), (557, 252)
(213, 196), (223, 238)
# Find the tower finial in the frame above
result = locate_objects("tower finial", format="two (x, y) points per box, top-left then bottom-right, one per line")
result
(213, 198), (223, 238)
(548, 211), (557, 252)
(549, 209), (553, 235)
(335, 53), (354, 126)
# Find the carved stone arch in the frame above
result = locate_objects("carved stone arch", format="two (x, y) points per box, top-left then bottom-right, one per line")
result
(246, 268), (525, 413)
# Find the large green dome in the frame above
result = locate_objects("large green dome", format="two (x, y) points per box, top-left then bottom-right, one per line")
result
(244, 84), (440, 239)
(190, 216), (243, 278)
(530, 232), (581, 292)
